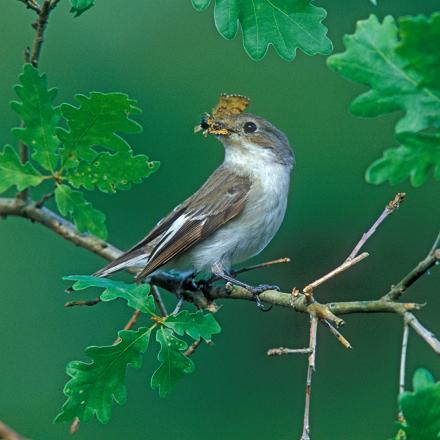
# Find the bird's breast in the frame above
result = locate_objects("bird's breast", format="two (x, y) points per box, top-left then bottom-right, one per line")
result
(185, 160), (291, 272)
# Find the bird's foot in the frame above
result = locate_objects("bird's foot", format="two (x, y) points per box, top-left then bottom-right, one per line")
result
(180, 273), (199, 291)
(249, 284), (279, 312)
(248, 284), (280, 295)
(182, 277), (214, 297)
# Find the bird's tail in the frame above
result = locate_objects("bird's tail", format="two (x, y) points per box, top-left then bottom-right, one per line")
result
(93, 248), (149, 278)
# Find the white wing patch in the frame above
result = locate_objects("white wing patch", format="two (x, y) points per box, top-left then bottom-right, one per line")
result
(97, 254), (149, 277)
(147, 213), (205, 263)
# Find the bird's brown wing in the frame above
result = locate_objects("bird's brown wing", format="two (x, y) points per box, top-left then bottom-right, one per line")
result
(135, 167), (251, 281)
(94, 166), (250, 280)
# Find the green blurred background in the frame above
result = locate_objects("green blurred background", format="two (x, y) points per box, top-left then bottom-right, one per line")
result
(1, 1), (439, 439)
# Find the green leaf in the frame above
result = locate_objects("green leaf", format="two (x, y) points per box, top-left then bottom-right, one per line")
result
(57, 92), (142, 169)
(164, 310), (221, 341)
(54, 184), (107, 239)
(151, 327), (195, 397)
(10, 64), (60, 171)
(65, 151), (159, 193)
(55, 327), (152, 424)
(192, 0), (210, 11)
(397, 12), (440, 91)
(413, 368), (435, 391)
(0, 145), (45, 193)
(366, 131), (440, 187)
(398, 368), (440, 439)
(64, 275), (156, 314)
(193, 0), (332, 61)
(327, 15), (440, 134)
(70, 0), (95, 16)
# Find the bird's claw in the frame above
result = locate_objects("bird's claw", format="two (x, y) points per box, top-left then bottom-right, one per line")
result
(249, 284), (280, 295)
(254, 294), (272, 312)
(250, 284), (278, 312)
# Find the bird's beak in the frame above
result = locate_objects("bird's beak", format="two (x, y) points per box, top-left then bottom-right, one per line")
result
(194, 114), (236, 137)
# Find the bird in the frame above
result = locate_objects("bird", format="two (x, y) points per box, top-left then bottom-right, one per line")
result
(93, 94), (295, 310)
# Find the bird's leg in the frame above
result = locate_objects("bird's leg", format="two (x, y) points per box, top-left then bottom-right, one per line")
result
(180, 272), (199, 291)
(211, 264), (278, 311)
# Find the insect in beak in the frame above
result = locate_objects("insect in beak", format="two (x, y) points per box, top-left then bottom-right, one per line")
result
(194, 114), (231, 137)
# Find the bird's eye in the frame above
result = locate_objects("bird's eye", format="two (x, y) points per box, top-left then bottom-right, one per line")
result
(243, 121), (257, 133)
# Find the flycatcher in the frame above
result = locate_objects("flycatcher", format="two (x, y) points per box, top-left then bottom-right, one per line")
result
(94, 94), (294, 309)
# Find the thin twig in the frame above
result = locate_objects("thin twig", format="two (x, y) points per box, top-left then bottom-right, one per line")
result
(172, 297), (185, 316)
(403, 312), (440, 354)
(65, 298), (100, 307)
(33, 191), (54, 209)
(207, 257), (291, 283)
(50, 0), (61, 9)
(184, 340), (202, 357)
(112, 310), (142, 343)
(150, 285), (168, 316)
(70, 418), (80, 435)
(428, 231), (440, 255)
(346, 192), (405, 261)
(0, 420), (30, 440)
(300, 316), (318, 440)
(399, 322), (409, 394)
(122, 310), (141, 331)
(320, 319), (352, 349)
(30, 0), (51, 66)
(17, 0), (61, 201)
(303, 252), (369, 295)
(17, 0), (41, 13)
(234, 257), (291, 275)
(267, 347), (312, 356)
(382, 237), (440, 302)
(17, 128), (29, 202)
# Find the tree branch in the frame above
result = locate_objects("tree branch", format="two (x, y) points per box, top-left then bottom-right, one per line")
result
(0, 196), (424, 322)
(0, 196), (438, 355)
(0, 420), (30, 440)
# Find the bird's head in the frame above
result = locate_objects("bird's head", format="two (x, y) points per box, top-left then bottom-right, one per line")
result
(195, 94), (294, 168)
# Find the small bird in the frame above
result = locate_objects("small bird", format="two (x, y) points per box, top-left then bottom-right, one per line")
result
(94, 94), (294, 309)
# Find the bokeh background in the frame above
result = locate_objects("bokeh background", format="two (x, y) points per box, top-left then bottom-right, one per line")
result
(1, 1), (439, 439)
